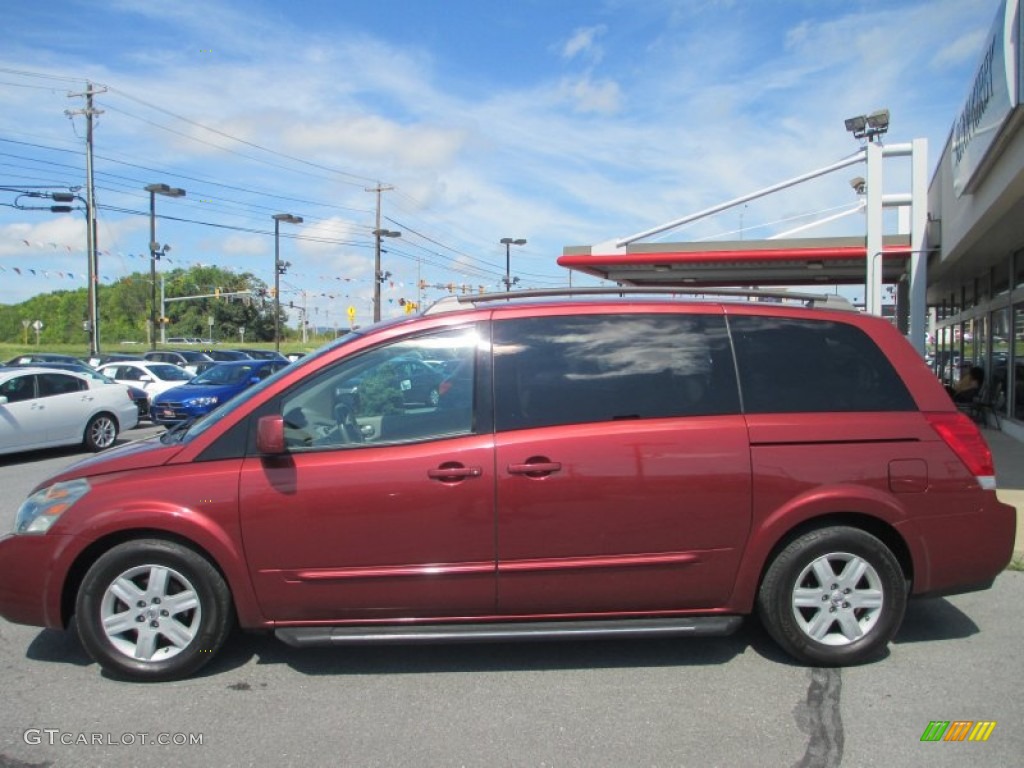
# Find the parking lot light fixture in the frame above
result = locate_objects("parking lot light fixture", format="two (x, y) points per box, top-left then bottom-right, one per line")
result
(500, 238), (527, 292)
(273, 214), (303, 351)
(145, 184), (186, 349)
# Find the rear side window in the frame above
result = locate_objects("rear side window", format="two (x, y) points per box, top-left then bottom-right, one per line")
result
(728, 315), (914, 413)
(493, 313), (739, 431)
(37, 373), (87, 397)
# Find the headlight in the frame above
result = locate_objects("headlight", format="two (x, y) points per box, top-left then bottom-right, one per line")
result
(15, 479), (91, 534)
(185, 396), (219, 407)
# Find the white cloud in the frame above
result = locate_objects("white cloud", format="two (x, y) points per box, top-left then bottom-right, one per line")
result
(559, 76), (623, 115)
(931, 29), (988, 71)
(562, 25), (607, 62)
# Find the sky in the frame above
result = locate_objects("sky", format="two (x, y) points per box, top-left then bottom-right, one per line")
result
(0, 0), (1003, 329)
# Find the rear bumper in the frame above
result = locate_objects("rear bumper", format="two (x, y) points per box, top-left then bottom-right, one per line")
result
(899, 497), (1017, 596)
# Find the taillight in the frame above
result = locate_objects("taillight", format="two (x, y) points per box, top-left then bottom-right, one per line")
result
(438, 380), (451, 397)
(925, 412), (997, 489)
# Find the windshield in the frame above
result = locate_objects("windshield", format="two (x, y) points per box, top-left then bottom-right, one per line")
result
(193, 364), (255, 385)
(149, 364), (193, 381)
(82, 370), (116, 384)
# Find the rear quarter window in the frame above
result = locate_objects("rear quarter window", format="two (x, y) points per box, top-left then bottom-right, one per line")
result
(728, 315), (915, 413)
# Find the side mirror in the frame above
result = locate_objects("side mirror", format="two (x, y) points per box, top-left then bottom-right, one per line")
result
(256, 415), (286, 455)
(139, 374), (153, 382)
(0, 395), (7, 406)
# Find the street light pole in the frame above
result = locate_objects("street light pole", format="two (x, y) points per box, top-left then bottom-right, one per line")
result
(500, 237), (527, 291)
(272, 213), (303, 351)
(372, 228), (401, 322)
(145, 183), (185, 349)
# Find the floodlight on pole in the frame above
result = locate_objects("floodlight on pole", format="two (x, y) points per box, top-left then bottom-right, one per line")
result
(500, 237), (527, 291)
(844, 108), (890, 143)
(372, 228), (401, 322)
(145, 183), (185, 349)
(273, 213), (303, 351)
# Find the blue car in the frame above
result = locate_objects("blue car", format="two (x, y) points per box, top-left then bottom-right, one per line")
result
(150, 360), (289, 426)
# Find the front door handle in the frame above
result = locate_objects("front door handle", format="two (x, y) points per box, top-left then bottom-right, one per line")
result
(507, 459), (562, 477)
(428, 463), (482, 482)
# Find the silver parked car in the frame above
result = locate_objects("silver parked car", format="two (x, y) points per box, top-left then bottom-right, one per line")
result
(0, 367), (139, 455)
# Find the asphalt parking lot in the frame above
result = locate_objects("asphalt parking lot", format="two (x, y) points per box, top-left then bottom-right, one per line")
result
(0, 425), (1021, 767)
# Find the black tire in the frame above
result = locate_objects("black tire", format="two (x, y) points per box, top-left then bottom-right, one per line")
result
(757, 526), (907, 666)
(83, 413), (119, 451)
(75, 539), (233, 681)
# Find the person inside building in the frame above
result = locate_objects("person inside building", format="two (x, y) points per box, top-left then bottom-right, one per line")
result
(949, 365), (984, 404)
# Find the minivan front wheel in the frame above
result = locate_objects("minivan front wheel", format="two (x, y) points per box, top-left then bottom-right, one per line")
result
(757, 527), (906, 666)
(75, 539), (233, 681)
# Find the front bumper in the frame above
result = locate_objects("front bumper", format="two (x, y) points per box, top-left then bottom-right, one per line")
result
(0, 533), (72, 629)
(150, 404), (205, 426)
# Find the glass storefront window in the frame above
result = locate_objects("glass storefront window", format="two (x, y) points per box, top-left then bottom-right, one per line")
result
(976, 314), (988, 378)
(938, 325), (955, 383)
(992, 263), (1010, 296)
(961, 320), (973, 365)
(992, 308), (1010, 416)
(1012, 304), (1024, 420)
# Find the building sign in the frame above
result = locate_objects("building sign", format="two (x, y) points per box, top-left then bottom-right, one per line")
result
(951, 0), (1020, 197)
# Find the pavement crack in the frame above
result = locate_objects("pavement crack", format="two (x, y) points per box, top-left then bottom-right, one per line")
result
(792, 667), (844, 768)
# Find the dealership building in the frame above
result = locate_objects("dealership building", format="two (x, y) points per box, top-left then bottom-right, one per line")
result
(560, 0), (1024, 439)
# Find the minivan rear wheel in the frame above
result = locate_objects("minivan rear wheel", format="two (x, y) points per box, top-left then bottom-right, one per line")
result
(757, 526), (906, 666)
(75, 539), (233, 681)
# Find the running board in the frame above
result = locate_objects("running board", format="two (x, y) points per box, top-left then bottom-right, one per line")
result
(275, 616), (743, 647)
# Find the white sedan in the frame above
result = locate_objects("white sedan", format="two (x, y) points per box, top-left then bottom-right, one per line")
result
(96, 361), (194, 401)
(0, 367), (139, 456)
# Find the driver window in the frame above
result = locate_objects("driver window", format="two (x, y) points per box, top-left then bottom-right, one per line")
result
(279, 326), (480, 451)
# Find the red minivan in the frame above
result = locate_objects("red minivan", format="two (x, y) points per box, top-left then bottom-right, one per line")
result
(0, 290), (1015, 680)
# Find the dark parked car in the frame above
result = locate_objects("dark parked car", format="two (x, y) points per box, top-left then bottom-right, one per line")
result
(84, 352), (145, 368)
(202, 349), (253, 362)
(0, 289), (1013, 682)
(337, 355), (444, 409)
(236, 349), (290, 361)
(5, 353), (84, 367)
(144, 350), (214, 375)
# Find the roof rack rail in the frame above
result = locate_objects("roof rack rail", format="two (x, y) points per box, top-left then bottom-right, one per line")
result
(423, 286), (854, 314)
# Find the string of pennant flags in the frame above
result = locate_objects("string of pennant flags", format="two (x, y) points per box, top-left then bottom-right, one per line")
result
(3, 237), (501, 295)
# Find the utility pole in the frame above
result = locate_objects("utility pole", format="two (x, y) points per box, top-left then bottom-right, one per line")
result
(366, 183), (394, 323)
(66, 81), (105, 357)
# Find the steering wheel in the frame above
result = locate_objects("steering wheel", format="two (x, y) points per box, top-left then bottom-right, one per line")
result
(284, 407), (342, 447)
(333, 402), (364, 443)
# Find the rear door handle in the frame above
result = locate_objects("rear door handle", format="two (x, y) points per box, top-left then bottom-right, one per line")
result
(507, 460), (562, 477)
